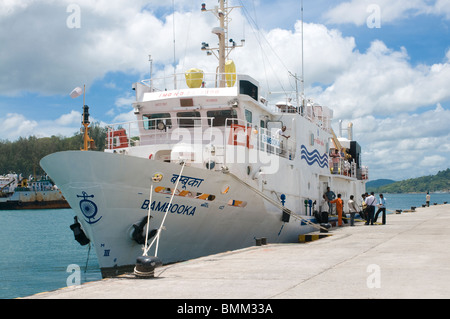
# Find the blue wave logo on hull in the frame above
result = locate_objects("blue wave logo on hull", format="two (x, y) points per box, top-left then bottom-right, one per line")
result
(300, 145), (329, 168)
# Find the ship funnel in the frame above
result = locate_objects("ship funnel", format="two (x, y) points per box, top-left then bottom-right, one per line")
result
(348, 122), (353, 140)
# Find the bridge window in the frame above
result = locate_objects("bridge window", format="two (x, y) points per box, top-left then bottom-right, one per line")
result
(177, 111), (201, 128)
(239, 80), (258, 101)
(207, 110), (238, 127)
(245, 109), (252, 125)
(143, 113), (172, 130)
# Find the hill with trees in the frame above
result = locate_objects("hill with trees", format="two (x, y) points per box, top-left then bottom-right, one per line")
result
(0, 124), (106, 177)
(368, 169), (450, 193)
(366, 179), (395, 191)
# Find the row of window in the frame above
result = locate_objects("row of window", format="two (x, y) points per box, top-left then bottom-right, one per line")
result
(142, 110), (239, 130)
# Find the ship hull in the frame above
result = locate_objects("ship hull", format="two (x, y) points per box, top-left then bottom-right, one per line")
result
(41, 151), (318, 277)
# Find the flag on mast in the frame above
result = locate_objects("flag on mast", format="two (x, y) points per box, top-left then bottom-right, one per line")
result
(70, 87), (83, 98)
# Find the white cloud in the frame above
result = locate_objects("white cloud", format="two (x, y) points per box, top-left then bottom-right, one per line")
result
(0, 0), (208, 96)
(0, 111), (84, 141)
(419, 155), (446, 167)
(0, 0), (31, 17)
(349, 104), (450, 180)
(112, 110), (135, 124)
(115, 93), (135, 109)
(230, 21), (356, 98)
(55, 110), (81, 126)
(316, 43), (450, 119)
(427, 0), (450, 19)
(323, 0), (449, 26)
(0, 113), (38, 140)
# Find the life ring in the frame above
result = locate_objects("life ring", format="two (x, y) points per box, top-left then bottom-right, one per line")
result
(149, 154), (153, 160)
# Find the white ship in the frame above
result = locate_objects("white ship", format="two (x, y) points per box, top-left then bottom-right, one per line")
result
(40, 1), (367, 277)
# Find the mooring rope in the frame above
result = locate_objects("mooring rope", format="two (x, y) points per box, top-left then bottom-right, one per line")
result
(143, 162), (186, 257)
(84, 243), (91, 273)
(142, 185), (154, 257)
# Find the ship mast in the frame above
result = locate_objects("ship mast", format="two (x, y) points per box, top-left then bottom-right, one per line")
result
(301, 0), (305, 115)
(201, 0), (244, 87)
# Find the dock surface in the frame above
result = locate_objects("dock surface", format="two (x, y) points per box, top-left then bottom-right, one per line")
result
(27, 205), (450, 299)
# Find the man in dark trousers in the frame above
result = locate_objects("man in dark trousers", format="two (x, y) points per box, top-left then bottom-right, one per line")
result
(323, 187), (336, 215)
(364, 192), (377, 225)
(374, 194), (386, 224)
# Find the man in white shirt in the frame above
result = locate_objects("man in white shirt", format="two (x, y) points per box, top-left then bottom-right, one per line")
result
(364, 192), (376, 225)
(276, 126), (290, 139)
(276, 126), (290, 155)
(347, 195), (359, 226)
(374, 194), (386, 224)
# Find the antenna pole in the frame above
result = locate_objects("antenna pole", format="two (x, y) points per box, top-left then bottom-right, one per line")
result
(218, 0), (226, 86)
(149, 54), (153, 91)
(301, 0), (305, 115)
(172, 0), (177, 89)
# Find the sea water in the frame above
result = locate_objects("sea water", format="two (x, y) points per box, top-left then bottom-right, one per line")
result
(1, 193), (449, 299)
(0, 209), (101, 299)
(380, 192), (450, 212)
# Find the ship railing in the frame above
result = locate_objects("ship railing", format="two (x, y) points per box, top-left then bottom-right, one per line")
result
(106, 116), (249, 161)
(106, 117), (219, 150)
(141, 72), (240, 91)
(270, 97), (333, 133)
(106, 117), (297, 163)
(358, 166), (369, 181)
(224, 118), (296, 162)
(329, 157), (356, 178)
(329, 157), (368, 180)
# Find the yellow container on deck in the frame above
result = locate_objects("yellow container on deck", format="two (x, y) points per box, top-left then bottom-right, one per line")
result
(185, 68), (204, 88)
(225, 60), (236, 87)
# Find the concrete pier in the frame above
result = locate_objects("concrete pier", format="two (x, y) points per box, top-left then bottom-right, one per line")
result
(26, 204), (450, 299)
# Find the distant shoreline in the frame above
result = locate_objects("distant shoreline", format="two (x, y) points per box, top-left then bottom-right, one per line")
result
(380, 191), (450, 194)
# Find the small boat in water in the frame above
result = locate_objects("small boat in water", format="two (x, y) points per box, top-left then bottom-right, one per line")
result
(40, 1), (367, 277)
(0, 174), (70, 210)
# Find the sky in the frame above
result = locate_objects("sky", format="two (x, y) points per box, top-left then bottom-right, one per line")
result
(0, 0), (449, 181)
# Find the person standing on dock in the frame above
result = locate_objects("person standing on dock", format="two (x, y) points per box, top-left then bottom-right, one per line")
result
(365, 192), (376, 225)
(360, 193), (367, 221)
(426, 192), (431, 207)
(330, 194), (344, 226)
(324, 187), (336, 215)
(374, 194), (386, 225)
(348, 195), (359, 226)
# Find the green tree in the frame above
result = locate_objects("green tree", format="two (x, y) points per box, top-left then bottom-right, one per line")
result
(0, 123), (107, 177)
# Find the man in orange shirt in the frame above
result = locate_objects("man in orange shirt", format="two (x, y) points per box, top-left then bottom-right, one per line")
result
(330, 193), (344, 226)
